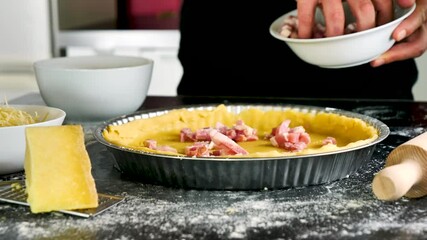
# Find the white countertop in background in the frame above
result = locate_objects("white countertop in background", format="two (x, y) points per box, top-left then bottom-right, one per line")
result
(0, 72), (40, 102)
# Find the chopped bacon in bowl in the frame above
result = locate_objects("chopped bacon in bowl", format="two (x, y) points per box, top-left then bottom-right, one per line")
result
(279, 14), (356, 39)
(269, 3), (416, 68)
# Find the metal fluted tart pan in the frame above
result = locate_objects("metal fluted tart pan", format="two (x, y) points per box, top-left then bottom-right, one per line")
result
(93, 104), (390, 190)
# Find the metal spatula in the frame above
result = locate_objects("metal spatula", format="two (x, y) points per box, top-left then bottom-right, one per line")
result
(0, 180), (124, 218)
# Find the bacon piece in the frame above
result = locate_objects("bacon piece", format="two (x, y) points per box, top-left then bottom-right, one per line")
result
(322, 136), (337, 145)
(185, 141), (212, 157)
(180, 128), (196, 142)
(180, 120), (258, 143)
(313, 23), (326, 38)
(179, 120), (258, 157)
(215, 122), (228, 134)
(143, 139), (178, 154)
(269, 120), (311, 152)
(143, 139), (157, 149)
(280, 14), (358, 39)
(194, 127), (213, 141)
(209, 129), (249, 155)
(280, 15), (299, 38)
(157, 145), (178, 153)
(233, 119), (258, 142)
(184, 130), (250, 157)
(276, 120), (291, 135)
(224, 128), (237, 140)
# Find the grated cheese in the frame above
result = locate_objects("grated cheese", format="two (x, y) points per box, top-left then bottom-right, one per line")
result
(0, 106), (38, 127)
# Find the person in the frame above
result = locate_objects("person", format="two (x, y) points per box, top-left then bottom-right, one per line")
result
(177, 0), (427, 100)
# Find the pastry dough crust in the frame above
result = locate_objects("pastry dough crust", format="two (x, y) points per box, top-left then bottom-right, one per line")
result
(102, 105), (378, 158)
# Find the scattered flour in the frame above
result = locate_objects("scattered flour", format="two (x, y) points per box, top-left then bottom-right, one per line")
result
(2, 176), (427, 240)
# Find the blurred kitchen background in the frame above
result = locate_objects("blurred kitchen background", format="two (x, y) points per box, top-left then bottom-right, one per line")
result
(1, 0), (426, 101)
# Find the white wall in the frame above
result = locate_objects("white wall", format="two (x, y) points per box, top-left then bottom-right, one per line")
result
(414, 56), (427, 100)
(0, 0), (51, 71)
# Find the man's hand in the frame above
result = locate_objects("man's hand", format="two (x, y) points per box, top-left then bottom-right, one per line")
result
(371, 0), (426, 67)
(296, 0), (426, 67)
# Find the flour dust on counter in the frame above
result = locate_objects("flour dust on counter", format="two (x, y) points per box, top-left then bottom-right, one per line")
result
(389, 126), (426, 138)
(2, 180), (427, 239)
(1, 126), (427, 239)
(352, 105), (410, 121)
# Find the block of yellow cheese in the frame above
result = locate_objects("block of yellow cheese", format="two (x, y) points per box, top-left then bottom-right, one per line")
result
(24, 125), (98, 213)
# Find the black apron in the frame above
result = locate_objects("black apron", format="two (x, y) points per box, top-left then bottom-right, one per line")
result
(177, 1), (418, 100)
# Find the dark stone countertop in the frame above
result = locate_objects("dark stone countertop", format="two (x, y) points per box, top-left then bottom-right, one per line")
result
(1, 95), (427, 240)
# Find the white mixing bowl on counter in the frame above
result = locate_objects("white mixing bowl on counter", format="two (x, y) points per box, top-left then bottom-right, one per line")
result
(33, 55), (154, 122)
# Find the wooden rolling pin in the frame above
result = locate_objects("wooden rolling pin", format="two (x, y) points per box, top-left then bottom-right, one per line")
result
(372, 131), (427, 201)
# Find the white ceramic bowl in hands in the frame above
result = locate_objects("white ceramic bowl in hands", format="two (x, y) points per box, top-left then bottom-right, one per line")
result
(269, 3), (416, 68)
(33, 55), (154, 122)
(0, 105), (66, 175)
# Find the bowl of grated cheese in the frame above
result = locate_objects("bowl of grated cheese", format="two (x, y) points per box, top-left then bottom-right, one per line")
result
(0, 104), (66, 175)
